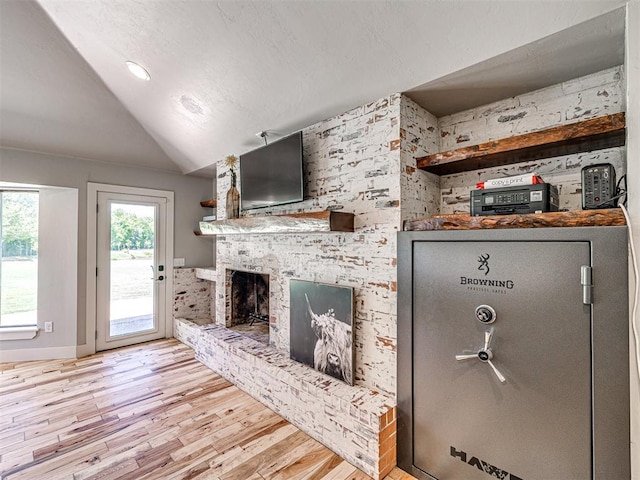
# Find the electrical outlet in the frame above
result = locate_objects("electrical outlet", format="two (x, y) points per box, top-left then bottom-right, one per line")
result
(44, 321), (53, 333)
(173, 258), (185, 267)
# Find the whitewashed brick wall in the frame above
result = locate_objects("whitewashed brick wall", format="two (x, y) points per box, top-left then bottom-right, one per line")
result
(214, 95), (402, 396)
(173, 268), (212, 320)
(400, 96), (442, 221)
(440, 147), (626, 214)
(439, 66), (624, 150)
(437, 66), (626, 214)
(205, 68), (627, 399)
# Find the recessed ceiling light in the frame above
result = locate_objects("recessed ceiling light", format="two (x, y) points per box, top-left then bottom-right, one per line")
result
(126, 61), (151, 81)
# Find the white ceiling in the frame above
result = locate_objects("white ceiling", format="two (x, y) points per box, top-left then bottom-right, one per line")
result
(407, 7), (626, 117)
(0, 0), (628, 178)
(0, 0), (181, 174)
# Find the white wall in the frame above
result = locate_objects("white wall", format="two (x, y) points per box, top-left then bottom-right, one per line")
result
(625, 2), (640, 476)
(0, 147), (214, 350)
(0, 186), (78, 359)
(38, 188), (78, 350)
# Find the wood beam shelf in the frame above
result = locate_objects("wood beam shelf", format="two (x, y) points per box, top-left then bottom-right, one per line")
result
(403, 209), (626, 231)
(200, 199), (217, 208)
(416, 112), (626, 176)
(195, 210), (354, 236)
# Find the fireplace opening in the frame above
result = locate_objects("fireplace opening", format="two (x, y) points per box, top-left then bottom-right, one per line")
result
(226, 269), (269, 344)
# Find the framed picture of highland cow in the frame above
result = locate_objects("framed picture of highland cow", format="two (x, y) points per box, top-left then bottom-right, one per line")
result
(289, 279), (354, 385)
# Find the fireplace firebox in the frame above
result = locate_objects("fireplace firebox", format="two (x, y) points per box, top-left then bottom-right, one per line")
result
(225, 269), (269, 328)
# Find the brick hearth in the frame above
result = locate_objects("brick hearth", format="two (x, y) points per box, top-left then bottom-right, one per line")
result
(174, 318), (396, 479)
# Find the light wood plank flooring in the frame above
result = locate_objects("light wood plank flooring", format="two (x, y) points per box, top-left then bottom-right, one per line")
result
(0, 339), (415, 480)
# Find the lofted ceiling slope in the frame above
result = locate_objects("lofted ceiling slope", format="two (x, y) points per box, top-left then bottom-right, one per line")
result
(0, 0), (181, 174)
(0, 1), (629, 177)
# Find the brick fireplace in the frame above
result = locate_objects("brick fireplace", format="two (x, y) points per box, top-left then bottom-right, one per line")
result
(192, 94), (418, 478)
(177, 93), (431, 479)
(173, 66), (625, 479)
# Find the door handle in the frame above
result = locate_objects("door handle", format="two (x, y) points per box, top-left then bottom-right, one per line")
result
(455, 328), (506, 383)
(151, 265), (164, 281)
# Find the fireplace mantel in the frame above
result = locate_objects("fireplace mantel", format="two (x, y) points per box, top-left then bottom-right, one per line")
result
(195, 210), (354, 235)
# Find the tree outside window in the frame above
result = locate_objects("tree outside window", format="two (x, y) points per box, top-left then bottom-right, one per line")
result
(0, 191), (39, 327)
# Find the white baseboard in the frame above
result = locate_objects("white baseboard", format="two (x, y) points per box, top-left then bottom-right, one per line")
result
(0, 346), (77, 362)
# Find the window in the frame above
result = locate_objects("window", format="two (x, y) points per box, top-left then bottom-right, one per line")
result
(0, 190), (39, 327)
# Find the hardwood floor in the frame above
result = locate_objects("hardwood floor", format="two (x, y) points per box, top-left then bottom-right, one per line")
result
(0, 339), (416, 480)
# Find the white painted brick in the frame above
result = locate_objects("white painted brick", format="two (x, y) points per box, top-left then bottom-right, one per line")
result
(213, 94), (401, 397)
(175, 319), (394, 479)
(437, 67), (626, 213)
(173, 268), (212, 321)
(439, 66), (624, 152)
(561, 66), (622, 94)
(439, 147), (626, 214)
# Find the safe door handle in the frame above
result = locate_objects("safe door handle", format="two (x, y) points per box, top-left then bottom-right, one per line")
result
(487, 358), (506, 383)
(455, 354), (478, 360)
(455, 327), (506, 384)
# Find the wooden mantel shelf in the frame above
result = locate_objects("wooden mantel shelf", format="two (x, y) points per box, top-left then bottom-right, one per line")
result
(403, 209), (626, 231)
(417, 112), (626, 175)
(196, 210), (354, 235)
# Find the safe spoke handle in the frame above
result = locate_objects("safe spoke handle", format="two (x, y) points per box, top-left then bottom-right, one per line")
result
(455, 327), (506, 383)
(484, 329), (493, 351)
(455, 354), (478, 360)
(487, 359), (506, 383)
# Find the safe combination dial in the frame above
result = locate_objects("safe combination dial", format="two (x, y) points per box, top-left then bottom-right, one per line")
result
(475, 304), (496, 324)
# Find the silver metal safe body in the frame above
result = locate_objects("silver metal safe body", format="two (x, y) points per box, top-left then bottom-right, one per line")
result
(397, 227), (629, 480)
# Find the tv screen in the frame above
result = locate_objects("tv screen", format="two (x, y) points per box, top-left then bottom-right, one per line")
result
(240, 131), (304, 210)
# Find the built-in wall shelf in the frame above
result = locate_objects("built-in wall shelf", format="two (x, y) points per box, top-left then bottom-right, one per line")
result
(195, 267), (216, 281)
(197, 210), (355, 236)
(403, 208), (626, 231)
(416, 112), (626, 176)
(200, 199), (217, 208)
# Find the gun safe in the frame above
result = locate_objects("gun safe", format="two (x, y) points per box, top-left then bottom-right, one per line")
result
(397, 226), (629, 480)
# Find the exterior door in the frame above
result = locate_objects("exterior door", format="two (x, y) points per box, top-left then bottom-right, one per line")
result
(411, 240), (592, 480)
(96, 192), (167, 351)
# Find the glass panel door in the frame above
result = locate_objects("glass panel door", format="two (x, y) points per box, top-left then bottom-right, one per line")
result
(96, 192), (166, 351)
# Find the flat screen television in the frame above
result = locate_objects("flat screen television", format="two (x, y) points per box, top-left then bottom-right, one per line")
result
(240, 131), (304, 210)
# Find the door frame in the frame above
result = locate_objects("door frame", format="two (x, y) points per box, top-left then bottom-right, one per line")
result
(84, 183), (174, 356)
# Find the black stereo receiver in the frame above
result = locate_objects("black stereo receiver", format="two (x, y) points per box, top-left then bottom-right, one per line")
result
(470, 183), (559, 216)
